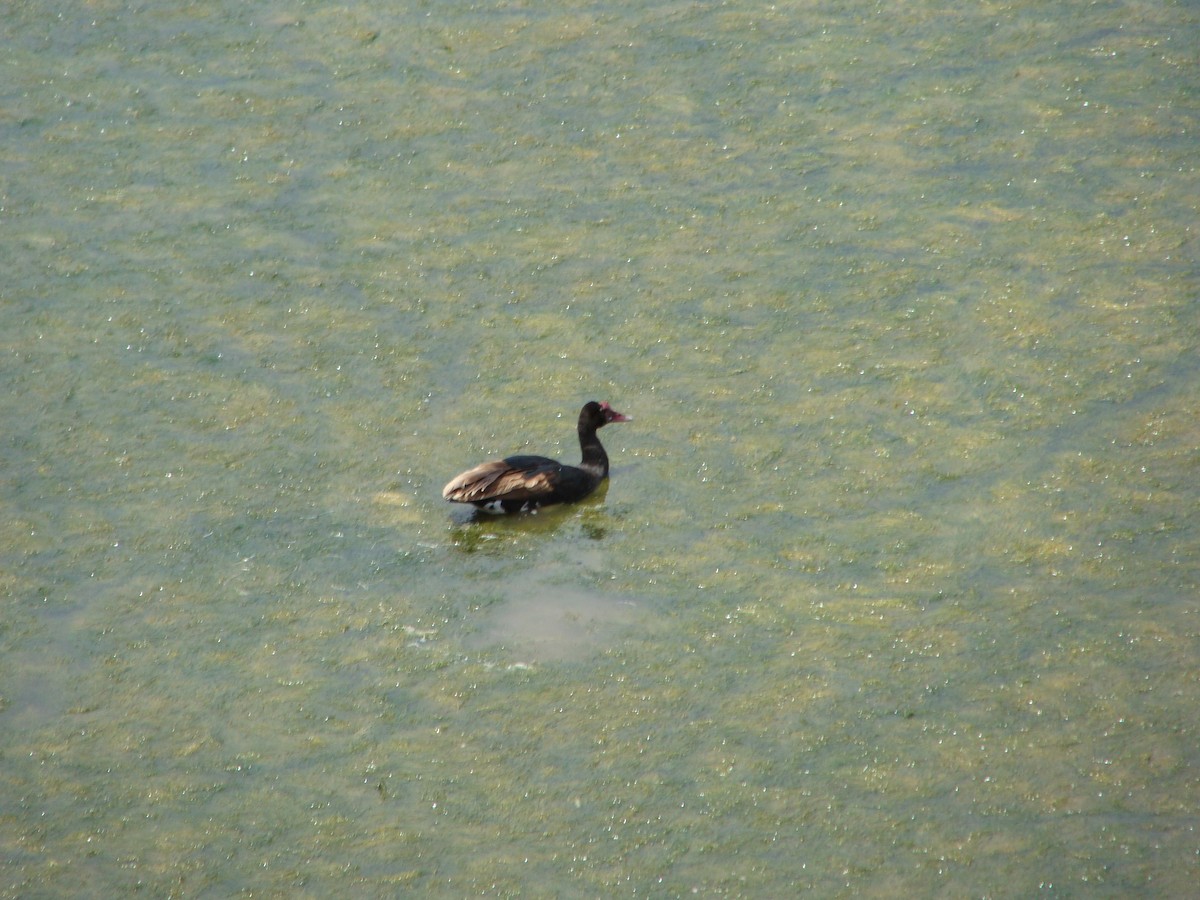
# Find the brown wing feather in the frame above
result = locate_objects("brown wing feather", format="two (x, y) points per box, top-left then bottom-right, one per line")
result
(442, 458), (559, 503)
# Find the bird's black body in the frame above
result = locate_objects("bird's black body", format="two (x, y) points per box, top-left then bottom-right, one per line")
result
(442, 401), (630, 513)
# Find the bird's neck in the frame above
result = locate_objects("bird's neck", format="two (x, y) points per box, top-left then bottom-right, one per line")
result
(578, 427), (609, 479)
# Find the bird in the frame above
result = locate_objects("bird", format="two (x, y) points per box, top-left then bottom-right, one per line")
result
(442, 401), (631, 513)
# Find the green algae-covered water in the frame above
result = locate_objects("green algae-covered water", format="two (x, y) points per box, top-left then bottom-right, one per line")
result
(3, 1), (1197, 895)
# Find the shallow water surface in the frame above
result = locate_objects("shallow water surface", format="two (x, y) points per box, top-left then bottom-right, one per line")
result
(2, 0), (1198, 896)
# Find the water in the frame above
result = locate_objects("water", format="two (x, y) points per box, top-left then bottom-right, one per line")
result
(3, 0), (1197, 895)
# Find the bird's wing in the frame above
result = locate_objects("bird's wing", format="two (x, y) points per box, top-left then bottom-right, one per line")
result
(442, 455), (561, 503)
